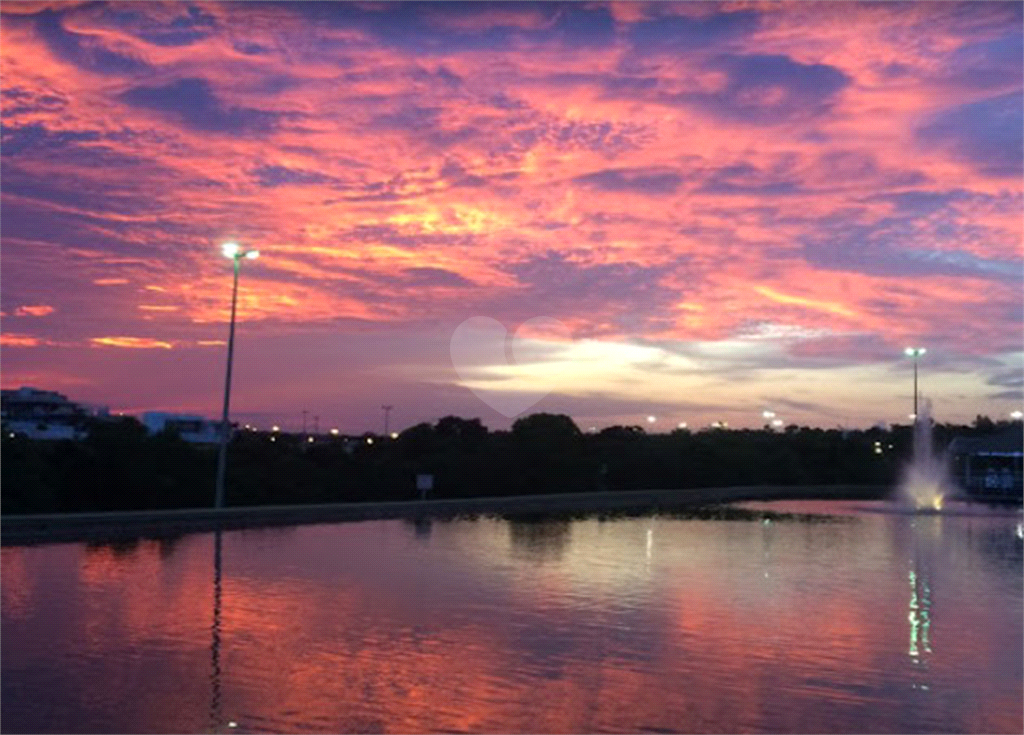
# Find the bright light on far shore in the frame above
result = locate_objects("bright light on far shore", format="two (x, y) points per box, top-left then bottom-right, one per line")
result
(677, 422), (687, 429)
(646, 415), (657, 423)
(1012, 410), (1023, 420)
(330, 428), (340, 435)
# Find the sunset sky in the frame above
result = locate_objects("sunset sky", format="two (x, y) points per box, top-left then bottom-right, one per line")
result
(1, 1), (1021, 432)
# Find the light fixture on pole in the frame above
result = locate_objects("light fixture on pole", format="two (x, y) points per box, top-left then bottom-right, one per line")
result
(903, 347), (927, 422)
(215, 242), (259, 509)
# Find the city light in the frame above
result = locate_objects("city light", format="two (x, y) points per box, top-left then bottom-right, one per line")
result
(1011, 411), (1023, 420)
(677, 422), (687, 429)
(330, 428), (340, 436)
(647, 415), (657, 424)
(771, 419), (784, 428)
(307, 436), (314, 443)
(272, 425), (280, 432)
(366, 437), (374, 445)
(390, 432), (399, 439)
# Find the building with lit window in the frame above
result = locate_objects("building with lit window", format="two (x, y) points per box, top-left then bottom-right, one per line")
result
(0, 386), (95, 440)
(948, 430), (1023, 500)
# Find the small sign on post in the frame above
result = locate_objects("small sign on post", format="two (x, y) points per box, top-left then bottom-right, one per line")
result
(416, 474), (434, 501)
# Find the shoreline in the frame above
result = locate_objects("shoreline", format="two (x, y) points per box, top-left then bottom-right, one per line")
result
(0, 485), (888, 546)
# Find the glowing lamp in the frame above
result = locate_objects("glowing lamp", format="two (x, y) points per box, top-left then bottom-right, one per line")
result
(221, 242), (240, 259)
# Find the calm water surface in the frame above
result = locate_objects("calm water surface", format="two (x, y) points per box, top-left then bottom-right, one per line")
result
(2, 499), (1022, 734)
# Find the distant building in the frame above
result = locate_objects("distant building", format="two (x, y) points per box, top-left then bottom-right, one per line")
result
(142, 412), (221, 444)
(1, 386), (91, 440)
(948, 430), (1023, 500)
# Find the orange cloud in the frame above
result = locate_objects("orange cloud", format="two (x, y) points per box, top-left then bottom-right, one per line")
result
(90, 337), (174, 349)
(752, 286), (859, 320)
(14, 305), (54, 317)
(0, 333), (50, 347)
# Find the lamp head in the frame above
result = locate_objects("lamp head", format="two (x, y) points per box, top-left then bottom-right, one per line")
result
(245, 250), (260, 260)
(221, 242), (240, 259)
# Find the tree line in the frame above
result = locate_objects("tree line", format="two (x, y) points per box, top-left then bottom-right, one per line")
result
(1, 412), (1019, 514)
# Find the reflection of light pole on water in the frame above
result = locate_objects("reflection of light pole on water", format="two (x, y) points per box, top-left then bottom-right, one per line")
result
(209, 530), (239, 733)
(209, 530), (223, 732)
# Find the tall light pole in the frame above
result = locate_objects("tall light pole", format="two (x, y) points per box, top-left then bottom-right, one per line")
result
(215, 242), (259, 509)
(382, 405), (393, 436)
(904, 347), (927, 421)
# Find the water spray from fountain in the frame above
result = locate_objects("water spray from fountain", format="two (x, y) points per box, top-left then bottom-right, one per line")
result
(899, 398), (951, 511)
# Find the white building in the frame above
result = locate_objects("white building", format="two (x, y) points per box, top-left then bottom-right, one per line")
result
(142, 412), (221, 444)
(1, 386), (91, 440)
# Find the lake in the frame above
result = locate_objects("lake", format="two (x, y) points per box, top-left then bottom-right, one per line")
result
(2, 499), (1021, 733)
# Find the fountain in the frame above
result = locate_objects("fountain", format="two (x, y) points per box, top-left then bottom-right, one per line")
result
(899, 399), (951, 511)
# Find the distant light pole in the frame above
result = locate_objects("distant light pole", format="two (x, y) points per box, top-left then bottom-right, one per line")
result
(382, 405), (393, 436)
(215, 242), (259, 509)
(904, 347), (927, 421)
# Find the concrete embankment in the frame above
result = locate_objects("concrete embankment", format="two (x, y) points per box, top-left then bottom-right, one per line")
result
(1, 484), (888, 546)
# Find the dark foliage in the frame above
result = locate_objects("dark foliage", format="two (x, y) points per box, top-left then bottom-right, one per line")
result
(2, 413), (1019, 514)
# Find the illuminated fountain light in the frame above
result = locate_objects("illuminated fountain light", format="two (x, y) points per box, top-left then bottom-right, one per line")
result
(899, 399), (951, 511)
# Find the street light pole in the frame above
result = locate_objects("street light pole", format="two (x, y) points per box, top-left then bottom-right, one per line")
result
(913, 358), (918, 418)
(215, 242), (259, 509)
(904, 347), (926, 422)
